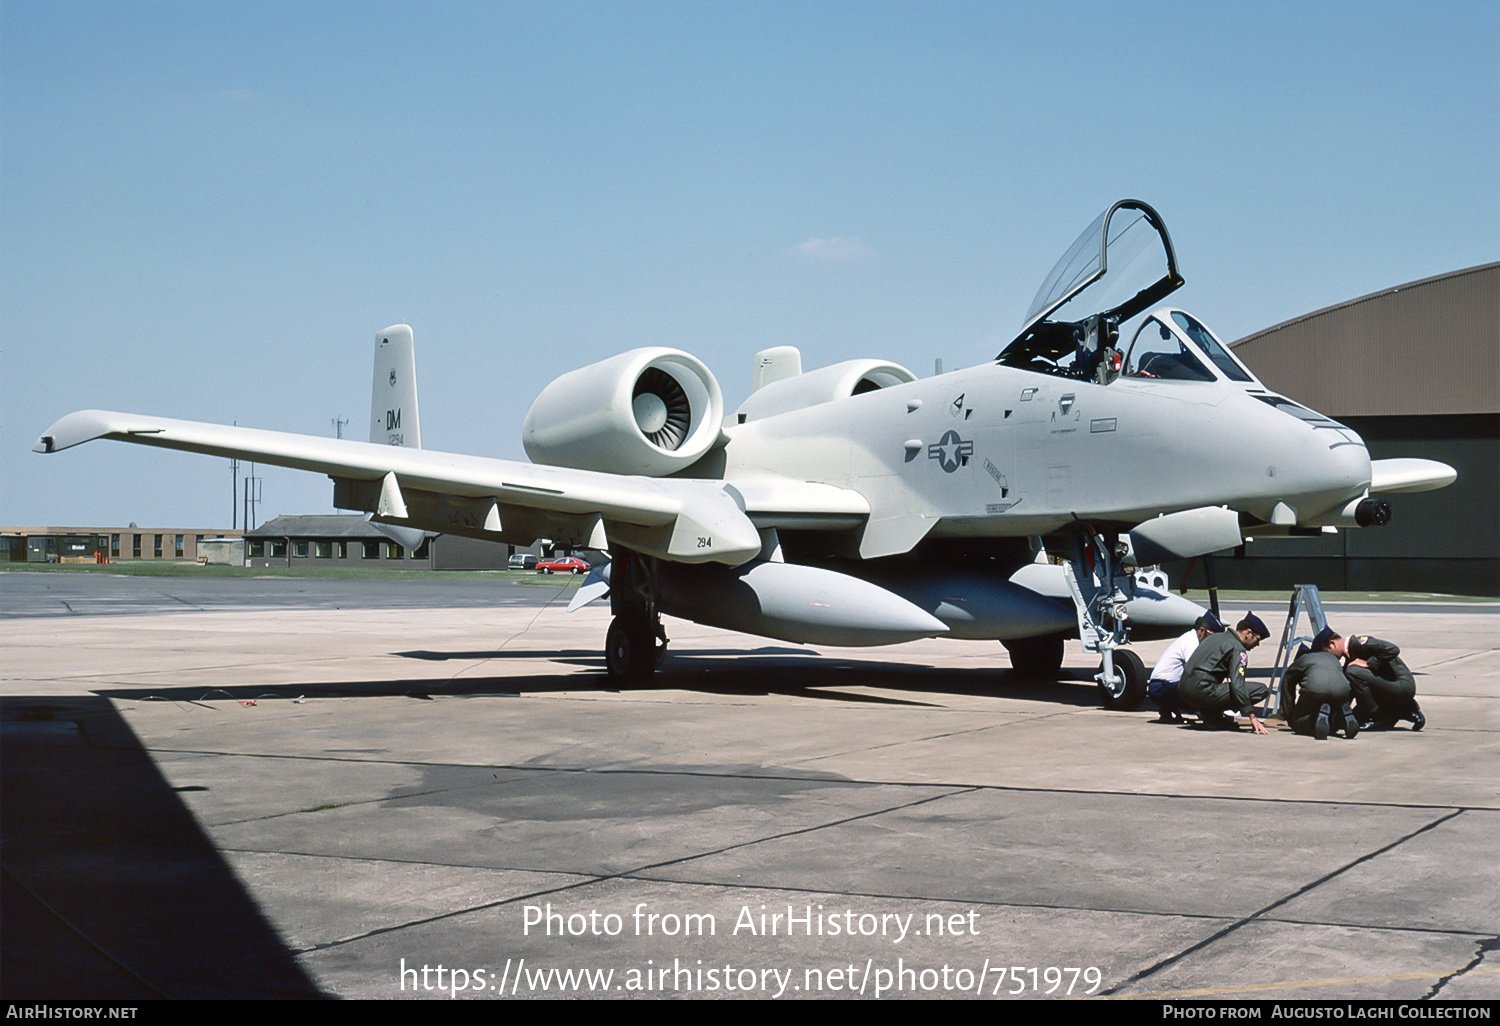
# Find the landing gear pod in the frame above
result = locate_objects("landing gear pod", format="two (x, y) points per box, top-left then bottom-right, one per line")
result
(523, 348), (725, 476)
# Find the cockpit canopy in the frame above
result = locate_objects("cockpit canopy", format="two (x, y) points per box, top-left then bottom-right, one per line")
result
(997, 199), (1184, 380)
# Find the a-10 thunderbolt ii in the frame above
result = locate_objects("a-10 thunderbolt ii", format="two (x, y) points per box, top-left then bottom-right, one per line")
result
(35, 200), (1455, 707)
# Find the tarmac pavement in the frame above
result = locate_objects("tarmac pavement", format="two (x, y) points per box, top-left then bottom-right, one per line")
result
(2, 573), (1496, 1000)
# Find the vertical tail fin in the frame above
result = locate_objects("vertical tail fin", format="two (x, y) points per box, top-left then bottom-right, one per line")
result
(370, 324), (421, 448)
(366, 324), (427, 550)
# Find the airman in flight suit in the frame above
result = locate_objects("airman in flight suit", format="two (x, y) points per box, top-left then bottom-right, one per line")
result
(1177, 613), (1271, 735)
(1283, 637), (1358, 740)
(1344, 635), (1425, 731)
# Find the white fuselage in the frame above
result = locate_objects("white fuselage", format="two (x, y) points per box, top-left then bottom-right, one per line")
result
(719, 360), (1371, 551)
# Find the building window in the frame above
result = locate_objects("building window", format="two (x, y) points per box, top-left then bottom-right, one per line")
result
(247, 540), (264, 558)
(175, 535), (184, 558)
(335, 541), (347, 559)
(111, 535), (120, 559)
(386, 543), (404, 559)
(154, 534), (163, 558)
(132, 535), (141, 558)
(411, 538), (430, 559)
(270, 540), (287, 558)
(314, 541), (333, 558)
(293, 541), (309, 558)
(362, 540), (380, 559)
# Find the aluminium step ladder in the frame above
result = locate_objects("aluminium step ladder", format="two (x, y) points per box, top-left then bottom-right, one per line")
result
(1263, 584), (1327, 717)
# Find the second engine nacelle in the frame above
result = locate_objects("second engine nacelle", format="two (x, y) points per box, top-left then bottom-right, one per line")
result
(734, 357), (917, 423)
(522, 348), (725, 476)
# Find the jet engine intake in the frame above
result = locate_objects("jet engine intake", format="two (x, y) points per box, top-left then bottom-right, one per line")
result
(523, 348), (725, 476)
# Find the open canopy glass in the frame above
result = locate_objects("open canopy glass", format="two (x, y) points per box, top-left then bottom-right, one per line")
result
(997, 200), (1183, 376)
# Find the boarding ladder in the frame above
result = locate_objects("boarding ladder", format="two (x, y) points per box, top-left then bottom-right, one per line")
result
(1264, 584), (1327, 717)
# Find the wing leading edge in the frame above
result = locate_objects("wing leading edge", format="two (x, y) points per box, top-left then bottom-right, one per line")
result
(33, 409), (870, 566)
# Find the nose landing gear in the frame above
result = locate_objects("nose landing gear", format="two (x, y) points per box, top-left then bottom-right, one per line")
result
(1097, 647), (1146, 710)
(1057, 525), (1147, 710)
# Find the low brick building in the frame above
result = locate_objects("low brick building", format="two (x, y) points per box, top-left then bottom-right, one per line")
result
(0, 526), (242, 564)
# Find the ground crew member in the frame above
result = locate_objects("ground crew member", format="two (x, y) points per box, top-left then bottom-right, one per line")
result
(1177, 612), (1271, 734)
(1340, 634), (1425, 731)
(1148, 611), (1225, 723)
(1284, 629), (1358, 739)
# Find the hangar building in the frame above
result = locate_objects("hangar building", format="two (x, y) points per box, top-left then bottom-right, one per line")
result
(1224, 262), (1497, 596)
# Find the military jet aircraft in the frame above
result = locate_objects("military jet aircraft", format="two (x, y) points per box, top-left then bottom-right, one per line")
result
(34, 200), (1455, 708)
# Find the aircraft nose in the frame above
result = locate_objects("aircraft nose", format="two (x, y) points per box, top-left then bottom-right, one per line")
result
(1234, 392), (1372, 524)
(1280, 421), (1371, 522)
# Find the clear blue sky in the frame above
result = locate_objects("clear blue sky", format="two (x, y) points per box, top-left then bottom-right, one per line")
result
(4, 1), (1496, 528)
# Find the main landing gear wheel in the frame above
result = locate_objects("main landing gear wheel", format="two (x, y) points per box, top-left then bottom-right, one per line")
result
(1004, 634), (1065, 679)
(605, 547), (666, 685)
(1098, 648), (1147, 710)
(605, 616), (660, 683)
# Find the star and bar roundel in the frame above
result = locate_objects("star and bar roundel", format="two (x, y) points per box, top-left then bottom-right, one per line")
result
(928, 430), (973, 473)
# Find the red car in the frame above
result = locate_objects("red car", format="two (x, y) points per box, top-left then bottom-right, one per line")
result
(536, 556), (590, 575)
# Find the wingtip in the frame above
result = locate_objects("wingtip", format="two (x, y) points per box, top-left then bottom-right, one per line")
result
(32, 410), (119, 454)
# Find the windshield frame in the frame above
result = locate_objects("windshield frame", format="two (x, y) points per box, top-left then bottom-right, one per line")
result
(1123, 314), (1217, 382)
(1121, 308), (1265, 385)
(1170, 311), (1257, 383)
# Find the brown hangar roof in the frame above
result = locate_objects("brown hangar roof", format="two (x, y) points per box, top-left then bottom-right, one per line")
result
(1230, 263), (1498, 418)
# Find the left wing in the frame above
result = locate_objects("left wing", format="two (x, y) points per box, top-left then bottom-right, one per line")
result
(33, 409), (869, 566)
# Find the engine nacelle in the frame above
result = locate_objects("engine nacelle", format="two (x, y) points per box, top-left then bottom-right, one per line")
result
(523, 348), (725, 476)
(734, 358), (917, 423)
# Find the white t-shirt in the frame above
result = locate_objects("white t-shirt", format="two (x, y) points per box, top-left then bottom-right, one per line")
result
(1150, 628), (1200, 684)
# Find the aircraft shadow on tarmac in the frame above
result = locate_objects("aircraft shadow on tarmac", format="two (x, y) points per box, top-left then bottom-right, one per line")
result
(384, 644), (1111, 708)
(0, 698), (327, 999)
(79, 649), (1107, 708)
